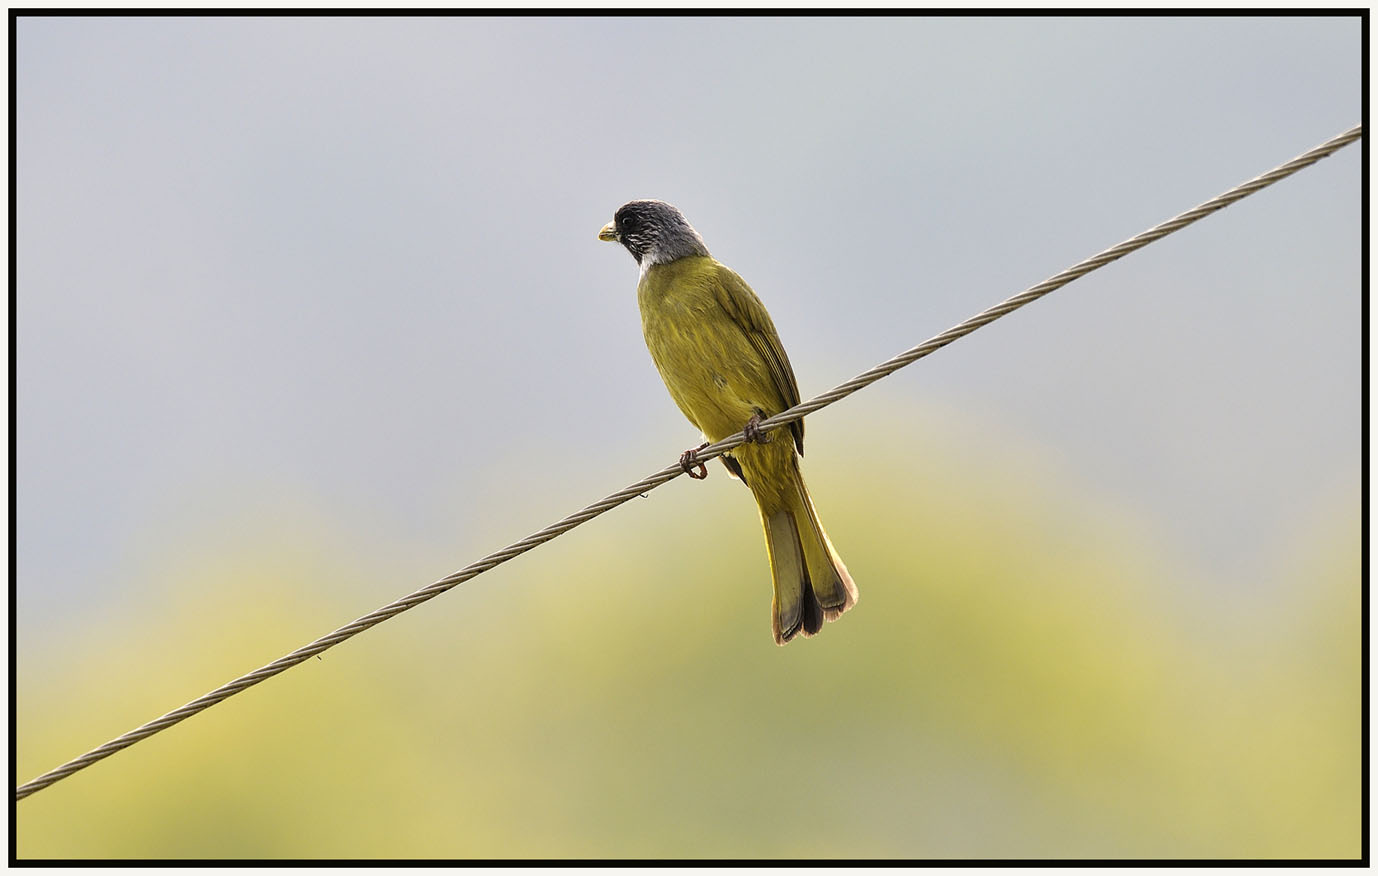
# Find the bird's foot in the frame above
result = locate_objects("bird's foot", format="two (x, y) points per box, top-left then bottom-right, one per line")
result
(743, 412), (772, 445)
(680, 442), (710, 480)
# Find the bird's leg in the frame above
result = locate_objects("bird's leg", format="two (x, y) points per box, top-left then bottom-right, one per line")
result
(680, 442), (710, 480)
(743, 411), (772, 445)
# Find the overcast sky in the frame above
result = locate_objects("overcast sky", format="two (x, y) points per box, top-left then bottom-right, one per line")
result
(17, 16), (1360, 642)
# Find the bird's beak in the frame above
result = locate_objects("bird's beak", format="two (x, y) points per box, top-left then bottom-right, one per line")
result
(598, 222), (619, 242)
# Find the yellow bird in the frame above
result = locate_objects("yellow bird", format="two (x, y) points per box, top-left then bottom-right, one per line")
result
(599, 200), (857, 644)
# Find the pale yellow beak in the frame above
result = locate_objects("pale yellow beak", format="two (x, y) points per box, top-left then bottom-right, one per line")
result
(597, 222), (619, 242)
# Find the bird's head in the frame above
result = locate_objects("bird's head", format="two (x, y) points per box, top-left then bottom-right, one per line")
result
(598, 199), (710, 268)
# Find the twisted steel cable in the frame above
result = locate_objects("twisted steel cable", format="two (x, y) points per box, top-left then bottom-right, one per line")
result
(15, 123), (1362, 801)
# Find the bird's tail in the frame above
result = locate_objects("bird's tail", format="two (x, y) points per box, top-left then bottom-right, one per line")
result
(755, 459), (858, 645)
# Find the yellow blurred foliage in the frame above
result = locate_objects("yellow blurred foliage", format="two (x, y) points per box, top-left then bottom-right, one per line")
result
(16, 417), (1359, 858)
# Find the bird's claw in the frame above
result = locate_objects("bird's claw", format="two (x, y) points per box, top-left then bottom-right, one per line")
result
(680, 443), (710, 480)
(743, 413), (772, 445)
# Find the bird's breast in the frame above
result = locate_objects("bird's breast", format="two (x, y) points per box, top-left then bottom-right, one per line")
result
(637, 262), (767, 441)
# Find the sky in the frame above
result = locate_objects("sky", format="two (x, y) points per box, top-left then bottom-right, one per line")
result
(17, 16), (1359, 672)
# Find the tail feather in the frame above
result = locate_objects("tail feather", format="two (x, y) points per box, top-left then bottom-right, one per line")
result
(795, 478), (857, 621)
(757, 462), (857, 645)
(762, 507), (812, 643)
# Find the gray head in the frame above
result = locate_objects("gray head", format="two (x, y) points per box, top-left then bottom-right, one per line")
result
(598, 199), (711, 267)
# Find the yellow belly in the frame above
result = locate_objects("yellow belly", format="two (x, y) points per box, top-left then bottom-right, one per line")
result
(637, 258), (784, 444)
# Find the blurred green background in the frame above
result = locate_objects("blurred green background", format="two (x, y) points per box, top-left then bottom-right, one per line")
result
(16, 16), (1360, 859)
(17, 415), (1359, 858)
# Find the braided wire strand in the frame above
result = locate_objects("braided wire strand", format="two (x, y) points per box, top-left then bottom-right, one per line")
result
(15, 123), (1362, 801)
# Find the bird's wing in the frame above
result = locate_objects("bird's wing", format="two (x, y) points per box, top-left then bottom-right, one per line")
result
(712, 264), (805, 455)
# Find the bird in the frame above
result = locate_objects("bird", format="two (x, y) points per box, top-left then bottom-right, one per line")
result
(599, 199), (857, 644)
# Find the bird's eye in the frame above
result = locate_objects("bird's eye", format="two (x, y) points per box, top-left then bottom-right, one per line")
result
(621, 215), (638, 232)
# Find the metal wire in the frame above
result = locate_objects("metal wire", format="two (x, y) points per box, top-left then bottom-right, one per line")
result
(15, 123), (1362, 802)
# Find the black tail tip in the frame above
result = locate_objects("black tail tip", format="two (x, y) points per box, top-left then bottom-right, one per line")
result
(773, 575), (857, 645)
